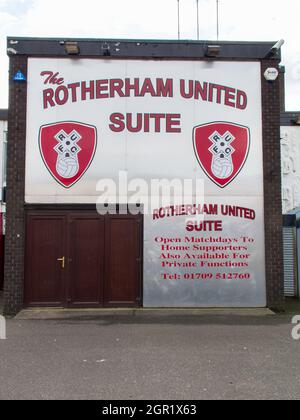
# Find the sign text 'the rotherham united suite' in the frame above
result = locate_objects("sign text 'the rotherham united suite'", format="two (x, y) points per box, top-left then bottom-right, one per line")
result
(41, 71), (248, 133)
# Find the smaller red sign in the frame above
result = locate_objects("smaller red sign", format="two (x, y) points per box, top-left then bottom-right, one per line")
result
(39, 122), (97, 189)
(193, 122), (250, 188)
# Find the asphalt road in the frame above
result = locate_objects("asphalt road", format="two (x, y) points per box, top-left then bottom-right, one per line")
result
(0, 314), (299, 400)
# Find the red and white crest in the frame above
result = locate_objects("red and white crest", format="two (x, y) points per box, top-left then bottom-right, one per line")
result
(39, 122), (97, 188)
(193, 122), (250, 188)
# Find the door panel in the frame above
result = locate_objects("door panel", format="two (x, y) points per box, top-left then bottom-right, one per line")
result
(68, 215), (105, 306)
(25, 215), (66, 306)
(105, 216), (141, 307)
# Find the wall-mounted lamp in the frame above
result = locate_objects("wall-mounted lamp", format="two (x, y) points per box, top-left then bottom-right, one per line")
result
(65, 41), (80, 55)
(205, 45), (221, 58)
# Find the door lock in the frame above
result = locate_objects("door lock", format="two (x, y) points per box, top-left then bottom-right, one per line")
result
(57, 257), (66, 269)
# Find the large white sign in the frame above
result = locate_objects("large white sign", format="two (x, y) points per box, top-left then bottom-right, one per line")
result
(26, 58), (266, 307)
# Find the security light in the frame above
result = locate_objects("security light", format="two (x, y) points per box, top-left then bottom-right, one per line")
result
(205, 45), (221, 58)
(271, 39), (285, 54)
(65, 42), (80, 55)
(266, 39), (285, 58)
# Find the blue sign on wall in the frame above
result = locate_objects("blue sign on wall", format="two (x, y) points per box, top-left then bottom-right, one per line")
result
(13, 70), (26, 82)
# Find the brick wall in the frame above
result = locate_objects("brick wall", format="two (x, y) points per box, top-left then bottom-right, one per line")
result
(3, 56), (27, 315)
(3, 55), (285, 314)
(261, 59), (285, 310)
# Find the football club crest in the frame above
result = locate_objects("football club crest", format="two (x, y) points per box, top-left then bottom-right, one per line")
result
(193, 122), (250, 188)
(39, 122), (97, 188)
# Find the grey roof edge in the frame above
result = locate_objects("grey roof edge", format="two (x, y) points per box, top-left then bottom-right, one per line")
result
(6, 37), (281, 60)
(7, 36), (278, 45)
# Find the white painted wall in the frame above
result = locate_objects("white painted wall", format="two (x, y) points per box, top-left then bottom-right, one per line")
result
(281, 126), (300, 214)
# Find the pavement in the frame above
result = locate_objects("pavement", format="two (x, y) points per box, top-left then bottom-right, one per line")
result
(0, 297), (300, 400)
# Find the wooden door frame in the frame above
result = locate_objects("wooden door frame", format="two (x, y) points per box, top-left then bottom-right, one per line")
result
(24, 205), (144, 309)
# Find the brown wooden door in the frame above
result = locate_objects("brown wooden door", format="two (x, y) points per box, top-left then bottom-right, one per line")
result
(68, 214), (105, 307)
(25, 215), (66, 306)
(25, 210), (142, 308)
(105, 215), (142, 307)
